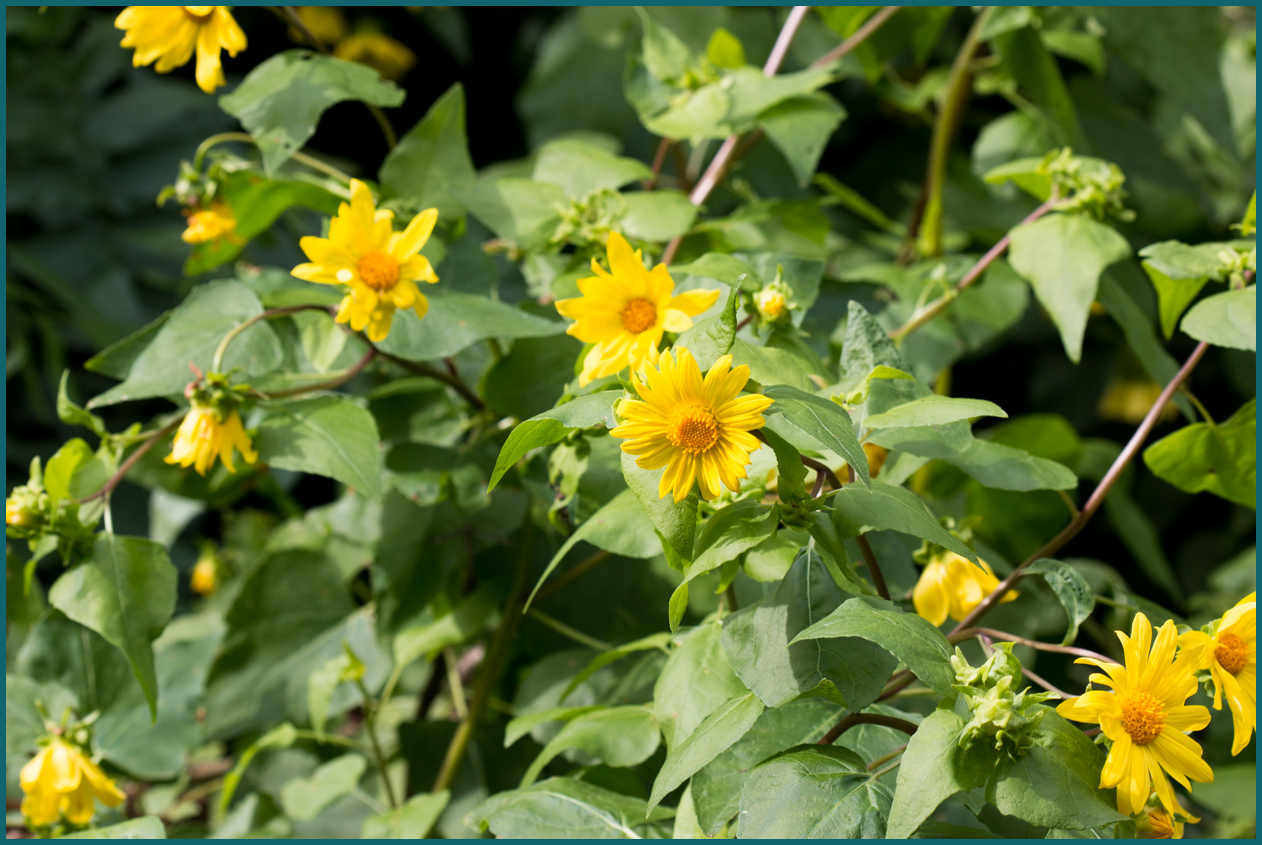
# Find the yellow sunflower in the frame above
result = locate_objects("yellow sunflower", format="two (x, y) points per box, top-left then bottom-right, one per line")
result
(1057, 613), (1213, 816)
(554, 232), (719, 387)
(20, 739), (125, 828)
(912, 551), (1017, 626)
(115, 6), (246, 94)
(610, 347), (773, 502)
(1178, 591), (1256, 755)
(181, 201), (236, 244)
(292, 178), (438, 343)
(165, 404), (258, 476)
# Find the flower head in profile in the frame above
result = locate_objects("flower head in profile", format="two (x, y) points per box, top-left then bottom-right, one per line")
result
(292, 178), (438, 342)
(1057, 612), (1213, 816)
(912, 552), (1017, 626)
(166, 404), (258, 476)
(555, 232), (719, 387)
(181, 201), (236, 244)
(1137, 800), (1197, 839)
(1178, 591), (1255, 754)
(610, 347), (773, 502)
(334, 32), (417, 81)
(114, 6), (246, 94)
(20, 738), (124, 829)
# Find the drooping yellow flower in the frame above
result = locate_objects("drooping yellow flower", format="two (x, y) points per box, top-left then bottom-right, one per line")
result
(292, 6), (347, 47)
(181, 201), (236, 244)
(610, 347), (773, 502)
(114, 6), (247, 94)
(1178, 591), (1256, 755)
(1137, 800), (1197, 839)
(292, 178), (438, 343)
(191, 548), (218, 595)
(912, 552), (1017, 626)
(20, 739), (125, 828)
(555, 232), (719, 387)
(334, 32), (417, 81)
(1058, 613), (1213, 816)
(165, 404), (258, 476)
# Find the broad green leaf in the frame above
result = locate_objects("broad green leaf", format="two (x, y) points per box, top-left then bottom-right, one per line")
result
(759, 92), (846, 186)
(219, 50), (404, 172)
(459, 177), (568, 250)
(721, 547), (895, 709)
(636, 7), (694, 82)
(621, 190), (698, 242)
(705, 27), (745, 69)
(56, 371), (107, 438)
(482, 334), (583, 420)
(648, 692), (764, 811)
(488, 391), (619, 490)
(48, 535), (177, 719)
(640, 83), (731, 140)
(759, 426), (808, 502)
(43, 438), (108, 504)
(868, 428), (1079, 492)
(1025, 558), (1095, 645)
(393, 584), (500, 671)
(255, 394), (385, 498)
(380, 83), (476, 219)
(669, 499), (778, 610)
(722, 66), (838, 130)
(1181, 285), (1256, 351)
(763, 384), (869, 487)
(377, 291), (565, 361)
(362, 791), (450, 839)
(673, 253), (760, 290)
(864, 395), (1007, 430)
(621, 450), (697, 564)
(991, 26), (1086, 148)
(828, 481), (979, 563)
(472, 777), (672, 838)
(729, 338), (817, 391)
(307, 652), (353, 737)
(654, 620), (748, 750)
(533, 137), (652, 199)
(522, 705), (660, 786)
(219, 722), (298, 814)
(558, 633), (673, 703)
(1007, 213), (1131, 362)
(88, 280), (282, 408)
(1143, 399), (1256, 508)
(60, 816), (166, 839)
(794, 595), (955, 694)
(738, 745), (891, 838)
(280, 754), (367, 821)
(672, 284), (736, 371)
(887, 710), (984, 838)
(1139, 240), (1232, 338)
(505, 706), (601, 748)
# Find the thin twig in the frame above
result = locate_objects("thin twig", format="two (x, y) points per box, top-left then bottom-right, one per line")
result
(527, 608), (612, 652)
(261, 348), (376, 399)
(818, 712), (918, 745)
(645, 138), (673, 190)
(810, 6), (901, 68)
(1020, 665), (1071, 699)
(952, 627), (1111, 663)
(800, 455), (842, 491)
(78, 416), (183, 503)
(353, 676), (399, 809)
(372, 347), (485, 410)
(856, 535), (891, 600)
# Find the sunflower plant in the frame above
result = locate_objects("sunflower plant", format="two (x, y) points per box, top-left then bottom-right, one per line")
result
(5, 5), (1256, 840)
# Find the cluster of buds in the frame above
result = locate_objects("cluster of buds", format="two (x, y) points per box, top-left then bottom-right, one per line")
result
(1040, 148), (1135, 222)
(550, 189), (627, 250)
(951, 644), (1054, 757)
(157, 160), (238, 245)
(752, 266), (795, 325)
(5, 456), (99, 569)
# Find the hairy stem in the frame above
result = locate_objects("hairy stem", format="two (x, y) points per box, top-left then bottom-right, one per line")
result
(951, 626), (1112, 663)
(819, 712), (918, 745)
(78, 416), (183, 504)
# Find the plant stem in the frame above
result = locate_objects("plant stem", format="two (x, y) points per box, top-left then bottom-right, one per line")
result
(800, 454), (841, 492)
(645, 138), (673, 190)
(890, 193), (1058, 342)
(527, 608), (612, 651)
(948, 341), (1211, 635)
(78, 416), (183, 504)
(353, 676), (399, 809)
(1019, 665), (1071, 699)
(951, 627), (1112, 663)
(260, 349), (377, 399)
(866, 744), (907, 771)
(212, 304), (334, 372)
(443, 647), (469, 720)
(818, 712), (918, 745)
(856, 535), (891, 600)
(809, 6), (901, 68)
(371, 347), (485, 410)
(193, 131), (356, 187)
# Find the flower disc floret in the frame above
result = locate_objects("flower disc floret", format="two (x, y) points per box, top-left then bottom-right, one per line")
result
(1178, 592), (1255, 754)
(292, 179), (439, 342)
(20, 739), (124, 828)
(115, 6), (246, 93)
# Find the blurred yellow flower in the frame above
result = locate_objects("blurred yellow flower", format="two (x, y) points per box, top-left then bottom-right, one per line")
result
(114, 6), (246, 94)
(611, 347), (773, 502)
(20, 739), (124, 828)
(191, 546), (219, 595)
(912, 552), (1017, 626)
(1058, 613), (1213, 816)
(292, 6), (347, 47)
(181, 201), (236, 244)
(165, 405), (258, 476)
(292, 178), (438, 342)
(555, 232), (718, 387)
(754, 287), (787, 321)
(1098, 379), (1177, 424)
(334, 32), (417, 81)
(1178, 591), (1255, 755)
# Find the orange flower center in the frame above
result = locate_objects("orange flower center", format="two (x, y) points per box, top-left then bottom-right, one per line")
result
(183, 6), (215, 20)
(1120, 691), (1166, 745)
(668, 404), (719, 455)
(1215, 632), (1248, 675)
(357, 252), (400, 291)
(619, 298), (657, 334)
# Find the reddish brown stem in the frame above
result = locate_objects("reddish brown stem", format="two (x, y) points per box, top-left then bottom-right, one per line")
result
(818, 712), (917, 745)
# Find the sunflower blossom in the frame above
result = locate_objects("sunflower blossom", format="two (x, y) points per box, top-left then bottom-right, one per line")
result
(912, 551), (1017, 626)
(1178, 591), (1255, 754)
(165, 404), (258, 476)
(20, 739), (124, 828)
(182, 201), (236, 244)
(115, 6), (246, 94)
(1057, 612), (1213, 816)
(292, 178), (438, 342)
(610, 347), (773, 502)
(555, 232), (719, 387)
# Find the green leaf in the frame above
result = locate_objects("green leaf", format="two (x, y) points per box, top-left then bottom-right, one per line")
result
(43, 438), (108, 504)
(991, 26), (1086, 148)
(620, 190), (698, 242)
(621, 450), (697, 564)
(377, 291), (565, 361)
(59, 816), (166, 839)
(459, 177), (568, 250)
(488, 391), (619, 491)
(683, 500), (778, 589)
(88, 280), (282, 408)
(56, 371), (107, 437)
(533, 137), (652, 199)
(393, 583), (500, 671)
(763, 384), (869, 487)
(557, 633), (673, 704)
(219, 50), (404, 173)
(472, 777), (672, 838)
(759, 426), (808, 502)
(886, 709), (983, 838)
(307, 652), (354, 737)
(828, 481), (980, 563)
(868, 428), (1079, 492)
(705, 27), (745, 69)
(864, 395), (1007, 430)
(1181, 285), (1256, 351)
(648, 692), (764, 811)
(255, 394), (385, 498)
(48, 535), (177, 719)
(362, 791), (450, 839)
(379, 83), (476, 219)
(654, 620), (749, 751)
(738, 745), (892, 838)
(522, 705), (660, 786)
(729, 338), (817, 392)
(1007, 213), (1131, 362)
(673, 253), (760, 290)
(793, 595), (956, 694)
(721, 547), (897, 709)
(279, 754), (367, 821)
(1143, 399), (1256, 508)
(759, 92), (846, 186)
(674, 285), (736, 370)
(505, 706), (601, 748)
(722, 66), (838, 130)
(636, 7), (695, 82)
(1139, 240), (1231, 338)
(218, 723), (298, 814)
(1026, 558), (1095, 645)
